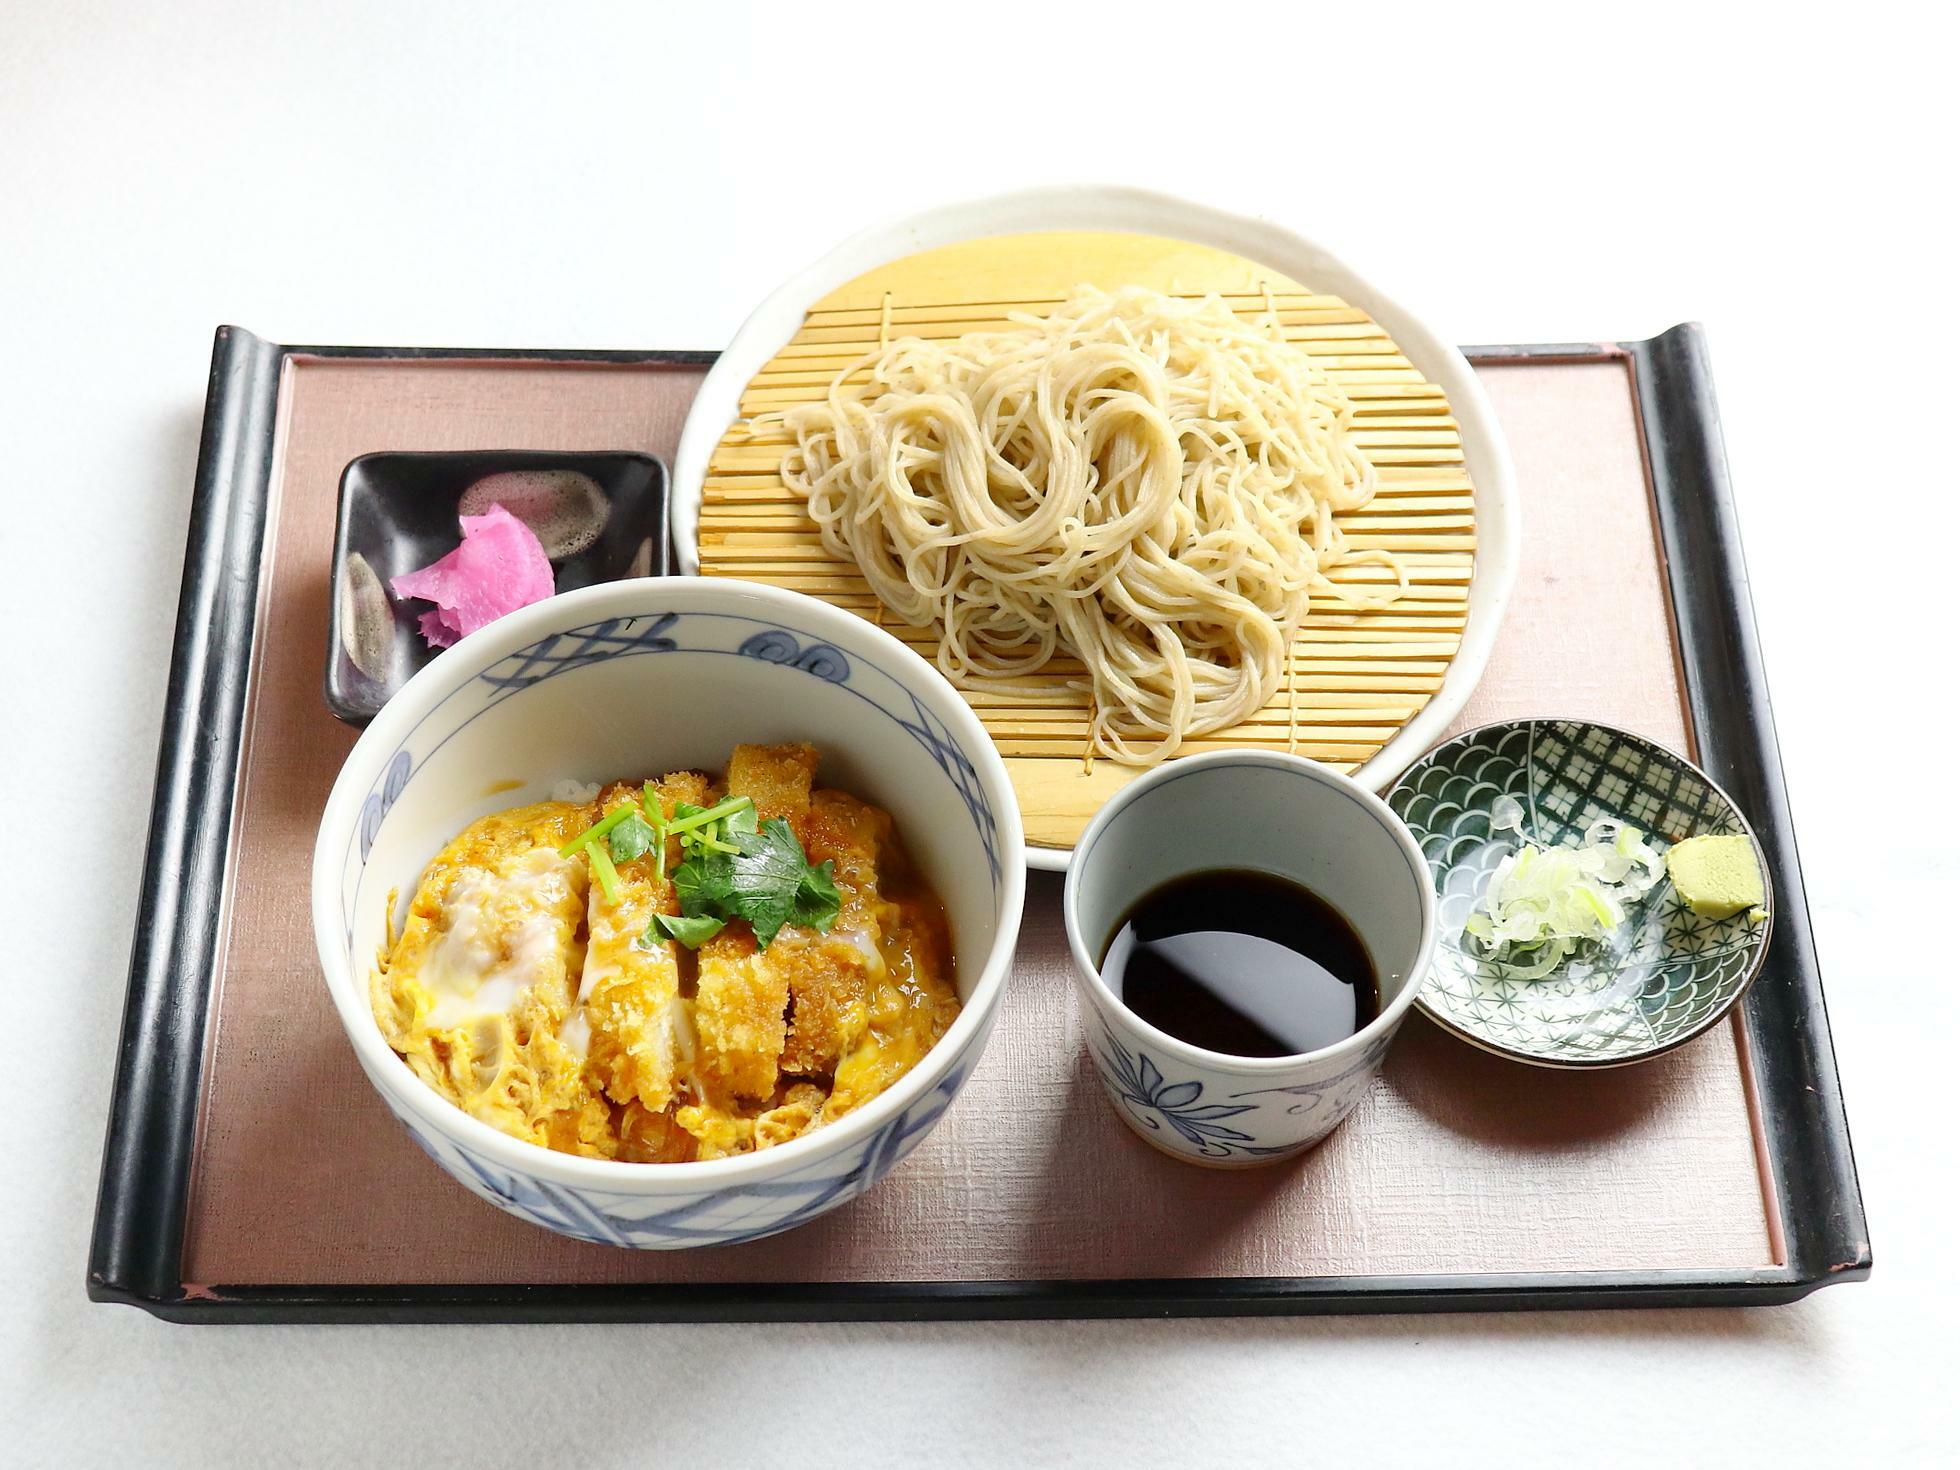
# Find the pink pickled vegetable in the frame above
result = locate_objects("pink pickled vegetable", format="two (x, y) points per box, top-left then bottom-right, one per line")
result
(390, 503), (555, 648)
(416, 608), (463, 648)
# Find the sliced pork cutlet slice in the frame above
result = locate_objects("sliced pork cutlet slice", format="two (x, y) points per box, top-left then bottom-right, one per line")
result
(691, 744), (819, 1102)
(775, 788), (894, 1077)
(725, 740), (818, 824)
(694, 910), (790, 1102)
(573, 774), (709, 1113)
(815, 793), (960, 1126)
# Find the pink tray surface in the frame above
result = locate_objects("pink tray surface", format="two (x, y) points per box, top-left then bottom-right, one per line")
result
(181, 352), (1777, 1287)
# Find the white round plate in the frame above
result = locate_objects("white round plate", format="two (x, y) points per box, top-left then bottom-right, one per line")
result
(672, 185), (1521, 870)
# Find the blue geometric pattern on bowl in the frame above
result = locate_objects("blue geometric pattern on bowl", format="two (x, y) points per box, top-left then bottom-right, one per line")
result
(1386, 719), (1774, 1067)
(476, 612), (682, 697)
(1091, 1022), (1391, 1160)
(735, 628), (850, 682)
(357, 748), (414, 861)
(343, 610), (1003, 930)
(379, 1052), (977, 1249)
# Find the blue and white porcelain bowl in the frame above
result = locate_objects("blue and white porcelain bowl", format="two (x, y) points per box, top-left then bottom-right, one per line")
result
(312, 578), (1025, 1248)
(1063, 751), (1437, 1167)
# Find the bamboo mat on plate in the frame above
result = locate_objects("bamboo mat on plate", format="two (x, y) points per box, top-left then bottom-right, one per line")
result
(697, 232), (1477, 850)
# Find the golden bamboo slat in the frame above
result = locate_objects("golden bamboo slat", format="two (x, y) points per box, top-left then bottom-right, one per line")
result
(697, 232), (1477, 852)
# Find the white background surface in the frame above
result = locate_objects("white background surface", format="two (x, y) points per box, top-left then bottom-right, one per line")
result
(3, 2), (1952, 1464)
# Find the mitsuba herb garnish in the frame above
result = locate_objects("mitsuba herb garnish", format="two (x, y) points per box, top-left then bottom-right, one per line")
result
(653, 911), (726, 947)
(559, 790), (841, 949)
(605, 812), (657, 864)
(669, 812), (841, 949)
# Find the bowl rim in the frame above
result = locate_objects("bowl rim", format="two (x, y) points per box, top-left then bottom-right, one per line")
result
(1060, 748), (1440, 1075)
(665, 182), (1522, 870)
(1385, 715), (1778, 1070)
(311, 576), (1027, 1190)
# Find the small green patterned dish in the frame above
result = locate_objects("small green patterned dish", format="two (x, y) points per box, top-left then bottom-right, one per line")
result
(1385, 719), (1774, 1069)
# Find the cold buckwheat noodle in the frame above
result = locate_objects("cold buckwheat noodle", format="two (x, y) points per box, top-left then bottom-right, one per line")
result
(760, 285), (1406, 766)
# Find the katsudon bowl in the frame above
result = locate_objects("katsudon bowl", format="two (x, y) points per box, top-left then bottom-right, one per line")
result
(312, 578), (1025, 1249)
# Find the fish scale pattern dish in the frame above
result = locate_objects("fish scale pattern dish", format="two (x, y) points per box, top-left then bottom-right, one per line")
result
(1386, 719), (1774, 1068)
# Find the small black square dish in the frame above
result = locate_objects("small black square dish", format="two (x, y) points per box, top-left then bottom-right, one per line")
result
(326, 450), (669, 723)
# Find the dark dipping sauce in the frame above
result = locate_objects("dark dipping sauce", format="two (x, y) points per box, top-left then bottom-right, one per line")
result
(1100, 869), (1380, 1058)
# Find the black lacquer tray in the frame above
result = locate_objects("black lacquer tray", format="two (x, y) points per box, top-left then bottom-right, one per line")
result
(87, 327), (1868, 1322)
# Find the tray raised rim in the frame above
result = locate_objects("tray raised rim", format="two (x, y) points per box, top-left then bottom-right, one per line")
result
(85, 328), (1870, 1323)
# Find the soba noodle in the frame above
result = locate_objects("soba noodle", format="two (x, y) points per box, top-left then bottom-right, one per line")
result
(766, 285), (1405, 766)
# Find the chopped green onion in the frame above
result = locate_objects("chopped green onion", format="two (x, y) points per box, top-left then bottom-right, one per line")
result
(663, 795), (753, 840)
(585, 840), (621, 905)
(556, 801), (641, 858)
(641, 782), (668, 884)
(1466, 815), (1667, 978)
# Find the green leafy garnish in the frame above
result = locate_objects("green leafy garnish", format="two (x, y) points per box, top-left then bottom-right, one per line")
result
(651, 911), (726, 949)
(791, 860), (841, 933)
(668, 814), (841, 948)
(584, 788), (834, 950)
(672, 856), (714, 918)
(725, 823), (808, 945)
(607, 812), (657, 863)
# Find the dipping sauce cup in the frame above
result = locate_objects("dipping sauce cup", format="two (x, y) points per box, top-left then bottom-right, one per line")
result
(1063, 751), (1437, 1167)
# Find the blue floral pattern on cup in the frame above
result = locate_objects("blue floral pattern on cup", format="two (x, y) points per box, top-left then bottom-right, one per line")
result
(1230, 1034), (1393, 1118)
(1089, 1021), (1395, 1161)
(1093, 1025), (1294, 1159)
